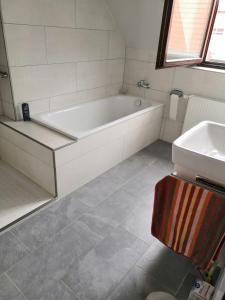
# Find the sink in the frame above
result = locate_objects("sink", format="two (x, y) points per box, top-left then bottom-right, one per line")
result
(172, 121), (225, 186)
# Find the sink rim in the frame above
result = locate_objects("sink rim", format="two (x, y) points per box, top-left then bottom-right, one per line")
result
(173, 120), (225, 163)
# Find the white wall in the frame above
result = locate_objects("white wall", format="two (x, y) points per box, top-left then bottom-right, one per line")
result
(108, 0), (225, 143)
(107, 0), (164, 50)
(1, 0), (125, 119)
(0, 14), (15, 119)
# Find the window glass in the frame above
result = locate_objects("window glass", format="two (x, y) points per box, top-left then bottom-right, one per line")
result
(166, 0), (214, 62)
(206, 0), (225, 63)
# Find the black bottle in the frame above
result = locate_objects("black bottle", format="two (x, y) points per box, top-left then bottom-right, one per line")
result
(22, 103), (30, 121)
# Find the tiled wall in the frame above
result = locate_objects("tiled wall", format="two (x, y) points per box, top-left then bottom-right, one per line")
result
(0, 0), (125, 119)
(124, 48), (225, 143)
(0, 13), (15, 119)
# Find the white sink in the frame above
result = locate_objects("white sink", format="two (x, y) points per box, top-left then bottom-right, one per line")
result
(173, 121), (225, 186)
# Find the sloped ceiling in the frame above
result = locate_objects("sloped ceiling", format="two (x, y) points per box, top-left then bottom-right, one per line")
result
(107, 0), (164, 50)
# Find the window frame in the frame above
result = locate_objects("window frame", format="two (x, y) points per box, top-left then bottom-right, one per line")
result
(156, 0), (220, 70)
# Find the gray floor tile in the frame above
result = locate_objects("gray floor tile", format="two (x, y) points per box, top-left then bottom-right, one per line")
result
(107, 266), (171, 300)
(137, 242), (193, 294)
(7, 220), (102, 299)
(73, 145), (158, 209)
(62, 227), (148, 300)
(145, 141), (172, 161)
(38, 280), (78, 300)
(176, 273), (196, 300)
(91, 189), (138, 227)
(109, 150), (157, 182)
(11, 197), (89, 251)
(73, 170), (124, 208)
(78, 213), (117, 238)
(0, 274), (26, 300)
(123, 159), (173, 199)
(121, 198), (156, 245)
(0, 232), (27, 275)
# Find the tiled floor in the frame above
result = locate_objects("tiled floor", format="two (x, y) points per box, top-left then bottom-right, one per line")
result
(0, 141), (196, 300)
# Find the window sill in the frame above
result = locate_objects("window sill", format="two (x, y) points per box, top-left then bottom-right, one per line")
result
(191, 65), (225, 74)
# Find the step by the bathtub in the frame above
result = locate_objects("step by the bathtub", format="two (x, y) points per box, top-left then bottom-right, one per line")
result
(0, 160), (52, 230)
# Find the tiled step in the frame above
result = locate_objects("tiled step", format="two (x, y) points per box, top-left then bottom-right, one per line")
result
(0, 160), (52, 230)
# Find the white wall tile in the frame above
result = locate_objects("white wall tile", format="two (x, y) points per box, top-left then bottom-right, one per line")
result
(108, 31), (125, 59)
(172, 67), (205, 95)
(50, 87), (107, 111)
(0, 123), (53, 167)
(46, 27), (109, 63)
(11, 63), (76, 102)
(106, 83), (122, 97)
(123, 84), (145, 97)
(1, 0), (75, 27)
(147, 63), (174, 92)
(4, 24), (47, 67)
(77, 61), (107, 91)
(124, 58), (173, 94)
(0, 99), (2, 115)
(15, 98), (50, 119)
(76, 0), (115, 30)
(57, 137), (124, 196)
(145, 89), (170, 118)
(107, 59), (124, 85)
(126, 47), (153, 62)
(124, 59), (150, 85)
(0, 21), (8, 67)
(0, 137), (55, 195)
(2, 101), (15, 119)
(28, 98), (50, 115)
(201, 70), (225, 100)
(0, 66), (14, 103)
(160, 118), (183, 143)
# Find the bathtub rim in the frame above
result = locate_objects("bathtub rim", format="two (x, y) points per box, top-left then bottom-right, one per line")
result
(31, 96), (163, 141)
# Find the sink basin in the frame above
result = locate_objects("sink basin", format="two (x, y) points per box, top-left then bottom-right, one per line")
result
(173, 121), (225, 186)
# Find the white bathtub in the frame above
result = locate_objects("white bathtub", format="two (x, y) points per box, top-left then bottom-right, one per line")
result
(32, 95), (162, 140)
(33, 95), (163, 196)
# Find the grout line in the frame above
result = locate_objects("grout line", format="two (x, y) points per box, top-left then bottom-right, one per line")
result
(73, 0), (77, 28)
(105, 241), (152, 300)
(0, 120), (55, 151)
(43, 26), (48, 65)
(4, 273), (29, 300)
(60, 279), (80, 299)
(3, 22), (117, 32)
(9, 231), (32, 254)
(0, 197), (54, 234)
(10, 57), (124, 68)
(53, 151), (58, 197)
(78, 156), (159, 210)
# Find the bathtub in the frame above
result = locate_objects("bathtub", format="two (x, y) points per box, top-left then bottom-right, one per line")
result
(32, 95), (162, 140)
(33, 95), (164, 196)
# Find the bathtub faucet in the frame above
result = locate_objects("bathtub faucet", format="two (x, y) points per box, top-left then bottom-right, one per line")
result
(136, 80), (151, 89)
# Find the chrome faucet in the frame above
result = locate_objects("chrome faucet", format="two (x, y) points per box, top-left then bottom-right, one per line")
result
(0, 71), (8, 79)
(136, 80), (150, 89)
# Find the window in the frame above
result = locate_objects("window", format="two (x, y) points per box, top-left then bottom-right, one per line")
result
(206, 0), (225, 66)
(156, 0), (225, 69)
